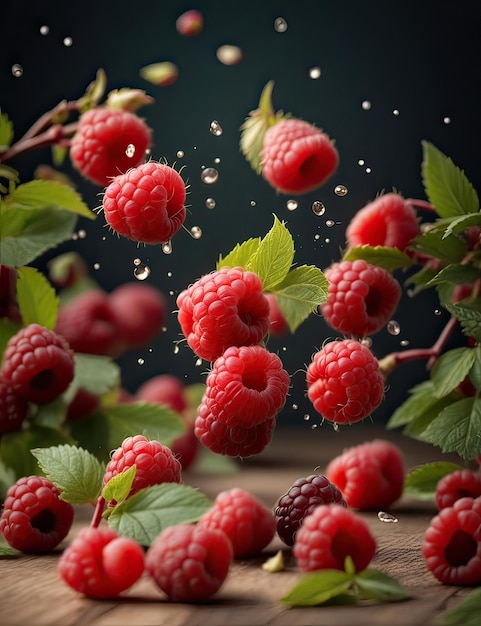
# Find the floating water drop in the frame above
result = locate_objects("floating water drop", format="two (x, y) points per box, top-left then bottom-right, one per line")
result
(443, 116), (452, 125)
(133, 258), (142, 266)
(333, 422), (339, 431)
(324, 237), (330, 243)
(400, 339), (410, 347)
(250, 200), (256, 206)
(309, 66), (321, 79)
(311, 200), (325, 216)
(93, 263), (100, 270)
(195, 357), (203, 367)
(314, 234), (320, 240)
(292, 403), (298, 410)
(134, 263), (151, 280)
(357, 159), (365, 166)
(378, 511), (398, 523)
(137, 358), (145, 365)
(361, 336), (372, 348)
(162, 241), (173, 255)
(201, 167), (219, 184)
(287, 199), (298, 211)
(125, 143), (136, 158)
(167, 271), (173, 277)
(205, 197), (216, 209)
(361, 100), (371, 110)
(387, 320), (401, 335)
(334, 184), (348, 197)
(63, 36), (73, 47)
(311, 423), (318, 429)
(365, 167), (372, 173)
(393, 109), (400, 116)
(176, 150), (185, 158)
(274, 17), (288, 32)
(210, 120), (223, 136)
(434, 309), (442, 316)
(325, 219), (335, 227)
(303, 414), (310, 421)
(214, 157), (221, 164)
(40, 25), (50, 35)
(173, 344), (180, 354)
(190, 226), (202, 239)
(11, 64), (23, 77)
(216, 44), (243, 65)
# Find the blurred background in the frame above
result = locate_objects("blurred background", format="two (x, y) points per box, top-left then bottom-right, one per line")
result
(2, 0), (481, 428)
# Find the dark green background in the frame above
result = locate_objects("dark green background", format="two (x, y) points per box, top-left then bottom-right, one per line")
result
(2, 0), (481, 428)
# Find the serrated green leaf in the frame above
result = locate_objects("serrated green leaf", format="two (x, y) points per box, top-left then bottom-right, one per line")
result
(102, 464), (136, 504)
(412, 229), (467, 264)
(438, 587), (481, 626)
(404, 461), (462, 500)
(281, 570), (353, 606)
(468, 345), (481, 390)
(343, 244), (412, 272)
(0, 109), (14, 148)
(404, 264), (439, 294)
(217, 237), (261, 270)
(0, 318), (21, 357)
(107, 483), (212, 545)
(442, 212), (481, 239)
(403, 392), (461, 440)
(387, 381), (448, 429)
(9, 179), (95, 220)
(431, 347), (476, 398)
(246, 215), (294, 290)
(31, 444), (105, 504)
(426, 263), (481, 288)
(31, 397), (67, 429)
(421, 141), (479, 217)
(16, 266), (58, 329)
(70, 353), (121, 397)
(354, 569), (411, 602)
(444, 300), (481, 342)
(78, 68), (107, 112)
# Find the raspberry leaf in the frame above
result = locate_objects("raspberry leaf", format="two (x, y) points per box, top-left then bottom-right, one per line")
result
(9, 179), (95, 220)
(444, 301), (481, 343)
(342, 244), (412, 272)
(442, 212), (481, 239)
(107, 483), (212, 546)
(430, 347), (477, 398)
(16, 266), (58, 330)
(426, 262), (481, 288)
(0, 318), (22, 356)
(438, 587), (481, 626)
(421, 141), (479, 218)
(280, 570), (354, 606)
(77, 68), (107, 112)
(247, 215), (294, 290)
(0, 110), (14, 148)
(102, 464), (136, 505)
(217, 237), (261, 271)
(69, 353), (121, 398)
(354, 569), (411, 602)
(0, 539), (20, 558)
(31, 444), (105, 504)
(404, 461), (463, 500)
(412, 229), (467, 264)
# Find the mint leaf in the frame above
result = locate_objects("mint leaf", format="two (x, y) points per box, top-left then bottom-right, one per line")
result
(404, 461), (462, 500)
(16, 266), (59, 329)
(31, 444), (105, 504)
(217, 237), (261, 270)
(421, 141), (479, 217)
(102, 464), (136, 504)
(439, 587), (481, 626)
(10, 179), (95, 220)
(444, 301), (481, 342)
(247, 215), (294, 290)
(412, 229), (467, 264)
(281, 569), (353, 606)
(108, 483), (212, 546)
(354, 568), (411, 602)
(70, 353), (121, 397)
(430, 347), (476, 398)
(343, 244), (412, 272)
(0, 110), (14, 148)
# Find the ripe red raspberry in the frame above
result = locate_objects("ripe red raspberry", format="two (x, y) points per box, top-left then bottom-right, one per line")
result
(0, 377), (29, 435)
(435, 469), (481, 510)
(0, 475), (74, 553)
(102, 161), (186, 245)
(320, 259), (402, 337)
(66, 387), (99, 422)
(145, 523), (233, 601)
(422, 496), (481, 585)
(266, 293), (289, 337)
(260, 119), (339, 195)
(306, 339), (385, 425)
(293, 503), (376, 573)
(103, 434), (182, 500)
(109, 282), (167, 350)
(197, 487), (276, 557)
(70, 107), (151, 187)
(274, 474), (347, 546)
(0, 323), (75, 404)
(176, 266), (271, 362)
(325, 439), (405, 510)
(55, 289), (119, 356)
(345, 192), (420, 252)
(58, 526), (145, 598)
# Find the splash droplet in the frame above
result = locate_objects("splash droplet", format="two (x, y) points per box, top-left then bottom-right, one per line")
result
(334, 184), (348, 197)
(250, 200), (256, 206)
(214, 157), (221, 164)
(387, 320), (401, 335)
(312, 200), (325, 216)
(216, 44), (243, 65)
(93, 263), (100, 270)
(11, 64), (23, 77)
(205, 197), (216, 209)
(292, 403), (298, 410)
(210, 120), (223, 136)
(176, 150), (185, 158)
(133, 257), (142, 266)
(303, 414), (310, 421)
(434, 309), (442, 316)
(309, 66), (321, 79)
(393, 109), (400, 116)
(77, 229), (86, 239)
(134, 264), (151, 280)
(287, 199), (298, 211)
(443, 116), (452, 125)
(162, 241), (173, 255)
(125, 143), (136, 158)
(40, 25), (50, 35)
(274, 17), (288, 32)
(325, 219), (335, 227)
(137, 358), (145, 365)
(201, 167), (219, 184)
(173, 344), (180, 354)
(190, 226), (202, 239)
(63, 36), (73, 47)
(361, 100), (371, 110)
(195, 357), (203, 367)
(357, 159), (365, 166)
(365, 167), (372, 174)
(378, 511), (398, 523)
(361, 337), (372, 348)
(333, 422), (339, 431)
(400, 339), (410, 347)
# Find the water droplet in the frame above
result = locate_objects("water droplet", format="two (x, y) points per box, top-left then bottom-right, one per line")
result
(195, 357), (203, 367)
(387, 320), (401, 335)
(443, 116), (451, 125)
(205, 197), (216, 209)
(361, 337), (372, 348)
(63, 36), (73, 47)
(167, 271), (173, 277)
(362, 100), (371, 110)
(93, 263), (100, 270)
(125, 143), (136, 158)
(137, 358), (145, 365)
(250, 200), (256, 206)
(325, 219), (335, 227)
(216, 44), (243, 65)
(378, 511), (398, 523)
(176, 150), (185, 158)
(333, 422), (339, 431)
(311, 423), (318, 429)
(324, 237), (330, 244)
(162, 241), (173, 255)
(303, 414), (310, 421)
(309, 66), (321, 79)
(134, 263), (151, 280)
(314, 234), (320, 240)
(78, 229), (86, 239)
(214, 157), (221, 164)
(133, 257), (142, 266)
(287, 199), (298, 211)
(274, 17), (288, 32)
(400, 339), (410, 347)
(201, 167), (219, 184)
(11, 64), (23, 77)
(357, 159), (365, 166)
(190, 226), (202, 239)
(393, 109), (400, 116)
(210, 120), (223, 136)
(311, 200), (325, 216)
(334, 184), (348, 197)
(40, 25), (50, 35)
(292, 403), (298, 410)
(434, 309), (442, 316)
(173, 344), (180, 354)
(365, 167), (372, 174)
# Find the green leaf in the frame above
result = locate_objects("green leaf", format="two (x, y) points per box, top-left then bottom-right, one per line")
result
(438, 587), (481, 626)
(404, 264), (439, 295)
(354, 568), (411, 602)
(430, 347), (476, 398)
(0, 109), (14, 148)
(246, 215), (294, 290)
(444, 300), (481, 342)
(9, 179), (95, 220)
(217, 237), (261, 271)
(31, 444), (105, 504)
(107, 483), (212, 546)
(387, 381), (441, 429)
(426, 263), (481, 288)
(102, 464), (136, 504)
(281, 569), (353, 607)
(70, 353), (121, 397)
(0, 318), (21, 357)
(421, 141), (479, 217)
(403, 392), (462, 440)
(16, 266), (59, 329)
(404, 461), (463, 500)
(468, 345), (481, 390)
(412, 229), (467, 264)
(442, 212), (481, 239)
(0, 539), (20, 558)
(273, 265), (329, 332)
(31, 397), (67, 429)
(0, 203), (77, 266)
(343, 244), (412, 272)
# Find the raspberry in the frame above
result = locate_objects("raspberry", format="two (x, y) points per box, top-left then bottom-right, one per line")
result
(274, 474), (347, 546)
(55, 289), (119, 356)
(293, 503), (376, 573)
(260, 118), (339, 195)
(102, 161), (186, 245)
(197, 487), (276, 557)
(435, 469), (481, 510)
(306, 339), (385, 425)
(422, 496), (481, 585)
(102, 435), (182, 500)
(0, 376), (29, 435)
(176, 9), (204, 36)
(176, 266), (271, 362)
(70, 107), (151, 187)
(325, 439), (405, 510)
(145, 523), (233, 601)
(266, 293), (289, 337)
(320, 259), (402, 337)
(109, 282), (167, 350)
(0, 323), (75, 404)
(58, 526), (145, 598)
(0, 475), (74, 553)
(345, 192), (420, 252)
(66, 387), (99, 422)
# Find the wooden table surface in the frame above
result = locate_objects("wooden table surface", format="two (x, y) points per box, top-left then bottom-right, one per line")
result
(0, 424), (475, 626)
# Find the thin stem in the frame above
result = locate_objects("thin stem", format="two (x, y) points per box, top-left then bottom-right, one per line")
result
(90, 496), (106, 528)
(406, 197), (437, 212)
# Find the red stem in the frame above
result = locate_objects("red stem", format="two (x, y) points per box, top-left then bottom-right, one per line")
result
(90, 496), (106, 528)
(406, 197), (437, 212)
